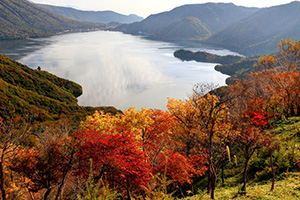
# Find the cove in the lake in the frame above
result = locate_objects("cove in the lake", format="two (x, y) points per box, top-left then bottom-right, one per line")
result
(0, 31), (238, 110)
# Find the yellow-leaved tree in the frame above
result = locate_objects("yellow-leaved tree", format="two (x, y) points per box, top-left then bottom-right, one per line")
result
(80, 107), (154, 141)
(167, 84), (232, 200)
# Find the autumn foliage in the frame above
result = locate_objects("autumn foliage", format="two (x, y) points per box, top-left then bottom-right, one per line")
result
(75, 129), (151, 198)
(2, 39), (300, 199)
(77, 107), (206, 198)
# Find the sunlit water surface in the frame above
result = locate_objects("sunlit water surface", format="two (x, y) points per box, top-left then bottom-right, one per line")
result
(0, 31), (238, 110)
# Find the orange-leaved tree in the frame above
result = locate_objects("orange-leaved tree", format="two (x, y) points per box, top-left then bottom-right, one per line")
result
(254, 39), (300, 118)
(10, 126), (76, 200)
(231, 111), (270, 195)
(0, 113), (29, 200)
(168, 84), (231, 200)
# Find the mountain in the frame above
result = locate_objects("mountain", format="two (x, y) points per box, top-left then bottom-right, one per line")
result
(36, 4), (144, 24)
(156, 17), (211, 41)
(207, 1), (300, 56)
(0, 0), (106, 40)
(116, 3), (259, 41)
(0, 54), (120, 122)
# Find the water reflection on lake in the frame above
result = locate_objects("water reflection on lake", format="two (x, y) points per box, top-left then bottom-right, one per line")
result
(1, 31), (233, 110)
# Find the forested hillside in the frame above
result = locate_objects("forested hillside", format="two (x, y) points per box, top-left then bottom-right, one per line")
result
(0, 0), (106, 40)
(116, 3), (258, 41)
(207, 1), (300, 55)
(174, 49), (243, 64)
(117, 2), (300, 56)
(0, 54), (119, 121)
(155, 17), (211, 41)
(36, 4), (143, 24)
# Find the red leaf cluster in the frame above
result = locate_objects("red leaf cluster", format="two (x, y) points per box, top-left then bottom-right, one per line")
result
(75, 129), (151, 192)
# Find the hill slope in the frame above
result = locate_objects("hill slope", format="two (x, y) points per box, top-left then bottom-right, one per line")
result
(0, 0), (106, 40)
(116, 3), (259, 41)
(0, 54), (119, 121)
(156, 17), (211, 41)
(207, 1), (300, 55)
(36, 4), (143, 24)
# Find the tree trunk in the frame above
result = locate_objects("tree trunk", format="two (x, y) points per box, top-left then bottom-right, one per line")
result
(179, 186), (185, 198)
(269, 149), (275, 191)
(210, 172), (216, 199)
(186, 137), (191, 157)
(0, 161), (6, 200)
(279, 87), (286, 119)
(55, 177), (65, 200)
(126, 187), (132, 200)
(44, 188), (52, 200)
(221, 162), (225, 186)
(241, 158), (250, 195)
(55, 149), (75, 200)
(290, 102), (295, 117)
(191, 184), (194, 195)
(207, 169), (211, 194)
(297, 104), (300, 116)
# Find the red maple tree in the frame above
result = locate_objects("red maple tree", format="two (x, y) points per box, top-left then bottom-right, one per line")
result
(75, 129), (151, 199)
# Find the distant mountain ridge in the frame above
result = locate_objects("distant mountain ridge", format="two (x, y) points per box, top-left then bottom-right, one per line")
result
(0, 0), (106, 40)
(116, 3), (259, 40)
(116, 1), (300, 56)
(207, 1), (300, 55)
(36, 4), (144, 24)
(2, 0), (300, 56)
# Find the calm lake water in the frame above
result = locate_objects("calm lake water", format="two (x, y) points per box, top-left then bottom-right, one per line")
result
(0, 31), (238, 110)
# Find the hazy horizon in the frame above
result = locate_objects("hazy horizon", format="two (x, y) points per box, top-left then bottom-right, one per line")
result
(30, 0), (299, 18)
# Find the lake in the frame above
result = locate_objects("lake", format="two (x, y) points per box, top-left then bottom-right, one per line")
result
(0, 31), (238, 110)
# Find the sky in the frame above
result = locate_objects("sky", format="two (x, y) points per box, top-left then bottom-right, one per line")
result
(30, 0), (299, 18)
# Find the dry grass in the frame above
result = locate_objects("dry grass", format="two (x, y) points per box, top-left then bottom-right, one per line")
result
(183, 172), (300, 200)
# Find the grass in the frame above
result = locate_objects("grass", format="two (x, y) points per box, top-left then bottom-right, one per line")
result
(182, 117), (300, 200)
(183, 172), (300, 200)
